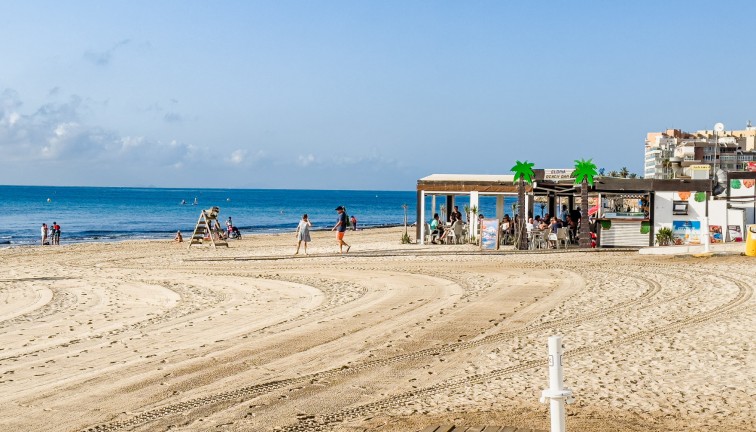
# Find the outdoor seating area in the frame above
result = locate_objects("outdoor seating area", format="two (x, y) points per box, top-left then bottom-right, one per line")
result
(426, 221), (468, 244)
(527, 226), (574, 250)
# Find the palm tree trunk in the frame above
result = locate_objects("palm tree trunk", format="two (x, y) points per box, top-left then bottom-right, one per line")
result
(579, 179), (591, 248)
(517, 177), (526, 250)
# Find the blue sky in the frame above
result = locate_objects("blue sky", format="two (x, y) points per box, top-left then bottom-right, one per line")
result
(1, 1), (755, 189)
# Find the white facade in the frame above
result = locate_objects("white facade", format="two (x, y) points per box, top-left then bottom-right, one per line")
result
(653, 178), (756, 244)
(644, 136), (676, 179)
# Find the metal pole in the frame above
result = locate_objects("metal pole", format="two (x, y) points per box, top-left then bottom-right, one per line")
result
(714, 130), (719, 174)
(702, 216), (710, 253)
(541, 335), (573, 432)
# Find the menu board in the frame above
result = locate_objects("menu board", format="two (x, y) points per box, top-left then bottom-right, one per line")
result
(479, 218), (500, 251)
(728, 225), (743, 242)
(672, 220), (701, 245)
(709, 225), (723, 243)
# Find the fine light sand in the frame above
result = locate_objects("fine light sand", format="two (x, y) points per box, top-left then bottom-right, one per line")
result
(0, 227), (754, 432)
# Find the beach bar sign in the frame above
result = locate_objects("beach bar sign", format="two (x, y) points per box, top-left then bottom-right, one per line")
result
(544, 169), (574, 180)
(480, 218), (500, 251)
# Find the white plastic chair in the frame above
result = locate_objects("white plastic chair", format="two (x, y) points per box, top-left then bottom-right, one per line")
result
(556, 227), (570, 249)
(453, 221), (464, 244)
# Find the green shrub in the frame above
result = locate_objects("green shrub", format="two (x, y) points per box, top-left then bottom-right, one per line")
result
(655, 227), (674, 246)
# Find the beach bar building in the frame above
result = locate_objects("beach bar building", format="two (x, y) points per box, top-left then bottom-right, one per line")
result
(416, 171), (755, 248)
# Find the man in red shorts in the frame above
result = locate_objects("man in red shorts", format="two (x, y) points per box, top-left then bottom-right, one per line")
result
(332, 206), (350, 254)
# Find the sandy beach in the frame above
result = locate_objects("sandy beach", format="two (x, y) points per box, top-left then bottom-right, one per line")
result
(0, 226), (753, 432)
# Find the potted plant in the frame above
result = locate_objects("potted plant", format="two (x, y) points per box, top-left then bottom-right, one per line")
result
(655, 227), (674, 246)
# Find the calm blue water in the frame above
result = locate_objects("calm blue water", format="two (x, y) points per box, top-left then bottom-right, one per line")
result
(0, 186), (516, 245)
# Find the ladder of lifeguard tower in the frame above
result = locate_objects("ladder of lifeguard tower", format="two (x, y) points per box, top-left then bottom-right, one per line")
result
(188, 208), (228, 249)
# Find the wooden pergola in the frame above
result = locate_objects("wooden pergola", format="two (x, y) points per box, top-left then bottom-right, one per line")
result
(416, 174), (529, 244)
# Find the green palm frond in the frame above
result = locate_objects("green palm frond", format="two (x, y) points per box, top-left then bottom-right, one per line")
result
(511, 160), (536, 185)
(573, 158), (598, 186)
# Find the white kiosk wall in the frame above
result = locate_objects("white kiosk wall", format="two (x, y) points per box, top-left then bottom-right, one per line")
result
(654, 192), (708, 239)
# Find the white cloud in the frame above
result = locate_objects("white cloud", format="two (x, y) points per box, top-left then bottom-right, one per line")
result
(227, 149), (247, 165)
(83, 39), (132, 66)
(163, 112), (183, 123)
(297, 153), (316, 167)
(0, 88), (198, 168)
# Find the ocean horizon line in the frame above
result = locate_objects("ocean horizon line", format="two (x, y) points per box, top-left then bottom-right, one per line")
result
(0, 184), (416, 193)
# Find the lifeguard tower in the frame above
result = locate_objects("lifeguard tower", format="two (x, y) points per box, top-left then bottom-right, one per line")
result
(188, 206), (228, 249)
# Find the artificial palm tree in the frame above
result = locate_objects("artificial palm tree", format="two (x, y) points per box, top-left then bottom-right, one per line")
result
(511, 160), (536, 250)
(573, 158), (598, 248)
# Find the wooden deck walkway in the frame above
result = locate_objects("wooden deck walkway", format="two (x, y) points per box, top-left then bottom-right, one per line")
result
(421, 426), (547, 432)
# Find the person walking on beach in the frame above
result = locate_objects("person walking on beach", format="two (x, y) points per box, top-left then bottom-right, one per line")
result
(295, 214), (312, 255)
(41, 223), (49, 245)
(332, 206), (350, 254)
(350, 215), (357, 231)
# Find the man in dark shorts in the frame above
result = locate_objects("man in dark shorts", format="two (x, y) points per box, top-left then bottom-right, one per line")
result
(332, 206), (351, 254)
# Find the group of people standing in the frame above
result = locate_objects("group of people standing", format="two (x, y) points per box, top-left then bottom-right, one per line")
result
(295, 206), (356, 255)
(40, 222), (61, 245)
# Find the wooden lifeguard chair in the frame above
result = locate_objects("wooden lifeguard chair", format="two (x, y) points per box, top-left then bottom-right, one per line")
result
(188, 206), (228, 249)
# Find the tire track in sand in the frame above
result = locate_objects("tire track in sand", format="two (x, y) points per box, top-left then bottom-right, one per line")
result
(80, 267), (686, 432)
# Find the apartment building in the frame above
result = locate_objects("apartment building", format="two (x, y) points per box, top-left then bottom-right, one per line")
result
(644, 122), (756, 179)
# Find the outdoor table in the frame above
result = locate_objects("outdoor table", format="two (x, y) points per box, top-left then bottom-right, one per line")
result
(529, 230), (547, 250)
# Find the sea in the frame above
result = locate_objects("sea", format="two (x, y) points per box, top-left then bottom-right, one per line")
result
(0, 186), (517, 246)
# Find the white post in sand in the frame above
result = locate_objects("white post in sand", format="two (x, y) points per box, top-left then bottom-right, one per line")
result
(701, 216), (710, 253)
(540, 335), (573, 432)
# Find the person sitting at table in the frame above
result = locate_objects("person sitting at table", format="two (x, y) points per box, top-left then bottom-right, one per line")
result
(538, 217), (549, 230)
(547, 217), (563, 248)
(430, 213), (443, 244)
(440, 218), (463, 243)
(566, 214), (578, 243)
(501, 214), (512, 233)
(526, 217), (534, 233)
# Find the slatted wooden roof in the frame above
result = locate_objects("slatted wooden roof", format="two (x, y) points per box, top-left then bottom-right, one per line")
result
(417, 174), (526, 193)
(418, 174), (712, 195)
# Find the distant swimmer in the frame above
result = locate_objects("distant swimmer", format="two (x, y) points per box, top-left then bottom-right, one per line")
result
(193, 197), (198, 205)
(181, 199), (186, 205)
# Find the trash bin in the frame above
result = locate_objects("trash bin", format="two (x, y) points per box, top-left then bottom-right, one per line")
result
(746, 224), (756, 257)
